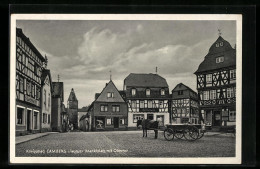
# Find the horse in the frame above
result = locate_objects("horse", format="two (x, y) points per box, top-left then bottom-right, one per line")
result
(137, 119), (159, 139)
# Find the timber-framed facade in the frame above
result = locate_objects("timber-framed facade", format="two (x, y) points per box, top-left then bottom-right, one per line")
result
(124, 73), (171, 128)
(195, 35), (236, 127)
(16, 28), (46, 136)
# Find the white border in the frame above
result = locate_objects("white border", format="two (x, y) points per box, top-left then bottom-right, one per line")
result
(10, 14), (242, 164)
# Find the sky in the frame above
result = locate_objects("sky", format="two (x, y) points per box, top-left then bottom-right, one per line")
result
(16, 20), (236, 108)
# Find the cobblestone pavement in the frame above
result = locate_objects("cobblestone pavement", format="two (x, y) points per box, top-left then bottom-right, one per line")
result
(16, 131), (235, 157)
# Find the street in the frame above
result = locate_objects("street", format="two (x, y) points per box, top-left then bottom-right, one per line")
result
(16, 131), (235, 157)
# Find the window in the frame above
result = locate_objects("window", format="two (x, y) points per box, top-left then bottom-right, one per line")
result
(27, 81), (31, 96)
(140, 101), (144, 108)
(210, 90), (216, 100)
(178, 90), (183, 95)
(16, 107), (24, 125)
(131, 89), (136, 96)
(230, 69), (236, 79)
(216, 56), (224, 63)
(161, 89), (165, 95)
(148, 100), (153, 108)
(107, 92), (114, 98)
(106, 118), (113, 125)
(44, 89), (46, 105)
(20, 77), (24, 92)
(120, 118), (125, 125)
(48, 93), (50, 107)
(203, 91), (209, 100)
(112, 105), (120, 112)
(48, 114), (51, 124)
(146, 89), (150, 96)
(100, 105), (108, 112)
(36, 87), (40, 100)
(216, 43), (219, 47)
(159, 101), (164, 108)
(131, 101), (137, 109)
(220, 42), (223, 46)
(133, 114), (144, 123)
(229, 111), (236, 121)
(206, 74), (212, 86)
(227, 88), (235, 98)
(31, 84), (35, 98)
(42, 113), (47, 123)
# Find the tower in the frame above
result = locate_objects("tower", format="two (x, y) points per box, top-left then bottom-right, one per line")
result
(67, 88), (78, 129)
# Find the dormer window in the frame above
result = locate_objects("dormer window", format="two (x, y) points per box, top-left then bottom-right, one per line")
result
(161, 89), (165, 95)
(146, 89), (151, 96)
(216, 42), (223, 47)
(107, 92), (114, 98)
(216, 56), (224, 63)
(131, 89), (136, 96)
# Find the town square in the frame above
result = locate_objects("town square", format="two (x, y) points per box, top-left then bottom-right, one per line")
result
(11, 15), (239, 161)
(16, 131), (235, 157)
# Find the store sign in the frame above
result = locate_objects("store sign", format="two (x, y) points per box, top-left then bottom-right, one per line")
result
(139, 108), (159, 112)
(25, 95), (39, 106)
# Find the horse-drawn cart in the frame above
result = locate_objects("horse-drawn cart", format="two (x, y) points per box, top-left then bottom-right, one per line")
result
(164, 123), (206, 141)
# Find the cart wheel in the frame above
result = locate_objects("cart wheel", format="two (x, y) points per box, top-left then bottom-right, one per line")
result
(174, 130), (184, 139)
(183, 126), (199, 141)
(164, 128), (174, 141)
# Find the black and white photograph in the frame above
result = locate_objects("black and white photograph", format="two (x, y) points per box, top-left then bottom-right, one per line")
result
(9, 14), (242, 164)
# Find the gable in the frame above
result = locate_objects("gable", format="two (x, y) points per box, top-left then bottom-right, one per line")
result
(195, 36), (236, 74)
(95, 81), (125, 103)
(172, 83), (189, 92)
(44, 75), (50, 86)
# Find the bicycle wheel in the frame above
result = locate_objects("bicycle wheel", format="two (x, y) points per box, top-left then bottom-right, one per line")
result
(164, 128), (174, 141)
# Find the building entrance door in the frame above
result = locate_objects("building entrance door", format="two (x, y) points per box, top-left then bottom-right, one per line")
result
(33, 111), (38, 130)
(213, 111), (221, 126)
(147, 114), (154, 120)
(114, 117), (119, 128)
(27, 110), (31, 131)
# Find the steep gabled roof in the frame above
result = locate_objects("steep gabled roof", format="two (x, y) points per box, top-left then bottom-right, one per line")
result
(68, 88), (78, 101)
(172, 83), (194, 92)
(95, 80), (125, 103)
(16, 28), (46, 62)
(41, 69), (53, 90)
(172, 83), (198, 100)
(124, 73), (168, 88)
(195, 36), (236, 74)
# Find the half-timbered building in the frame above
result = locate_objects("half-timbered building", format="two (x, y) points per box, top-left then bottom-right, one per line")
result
(16, 28), (46, 136)
(195, 35), (236, 127)
(171, 83), (200, 124)
(91, 80), (128, 131)
(124, 73), (170, 128)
